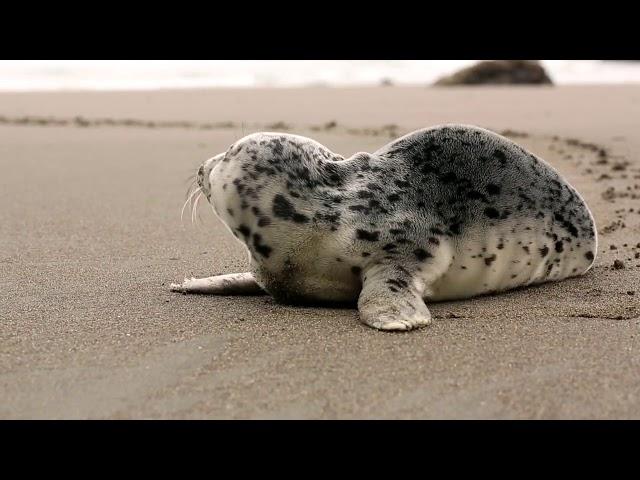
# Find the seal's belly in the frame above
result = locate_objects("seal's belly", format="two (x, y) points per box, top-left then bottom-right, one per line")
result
(253, 246), (362, 305)
(428, 223), (596, 302)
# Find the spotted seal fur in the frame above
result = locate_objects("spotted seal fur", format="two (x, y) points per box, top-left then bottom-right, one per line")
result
(171, 124), (597, 331)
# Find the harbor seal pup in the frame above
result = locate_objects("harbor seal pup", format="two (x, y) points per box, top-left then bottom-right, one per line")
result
(171, 125), (597, 331)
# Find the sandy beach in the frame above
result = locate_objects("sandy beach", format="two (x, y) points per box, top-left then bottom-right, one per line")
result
(1, 86), (639, 419)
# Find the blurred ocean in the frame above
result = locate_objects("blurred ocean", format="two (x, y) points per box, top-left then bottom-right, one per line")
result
(1, 60), (639, 91)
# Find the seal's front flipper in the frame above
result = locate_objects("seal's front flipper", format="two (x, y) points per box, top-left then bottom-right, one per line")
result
(357, 265), (432, 331)
(170, 272), (265, 295)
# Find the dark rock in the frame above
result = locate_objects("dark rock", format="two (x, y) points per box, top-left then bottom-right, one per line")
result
(434, 60), (553, 86)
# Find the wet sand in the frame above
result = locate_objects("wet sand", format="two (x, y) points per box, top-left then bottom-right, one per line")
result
(0, 86), (639, 419)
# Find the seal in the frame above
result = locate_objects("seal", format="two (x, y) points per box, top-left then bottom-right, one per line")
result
(171, 124), (597, 331)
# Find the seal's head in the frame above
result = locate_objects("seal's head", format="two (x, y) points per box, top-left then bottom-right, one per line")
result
(194, 132), (345, 219)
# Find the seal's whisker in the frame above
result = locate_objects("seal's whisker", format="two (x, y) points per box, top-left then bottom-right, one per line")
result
(189, 182), (203, 218)
(191, 193), (198, 225)
(195, 192), (204, 225)
(183, 173), (197, 186)
(181, 186), (201, 224)
(195, 193), (206, 225)
(180, 196), (192, 224)
(184, 179), (199, 201)
(191, 191), (203, 225)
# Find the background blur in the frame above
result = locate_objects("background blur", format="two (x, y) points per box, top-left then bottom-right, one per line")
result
(1, 60), (640, 91)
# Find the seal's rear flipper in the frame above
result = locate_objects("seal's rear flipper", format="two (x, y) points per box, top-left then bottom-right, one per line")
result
(170, 272), (265, 295)
(357, 265), (432, 331)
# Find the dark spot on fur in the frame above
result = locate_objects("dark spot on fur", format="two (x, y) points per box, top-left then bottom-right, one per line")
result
(414, 248), (432, 261)
(272, 194), (309, 223)
(258, 216), (271, 227)
(484, 207), (500, 219)
(397, 266), (410, 275)
(252, 233), (272, 258)
(349, 204), (369, 212)
(386, 278), (408, 289)
(356, 229), (380, 242)
(484, 254), (497, 266)
(467, 190), (488, 202)
(486, 183), (501, 195)
(493, 149), (507, 163)
(368, 199), (387, 213)
(440, 172), (457, 184)
(238, 224), (251, 238)
(540, 245), (549, 257)
(555, 241), (564, 253)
